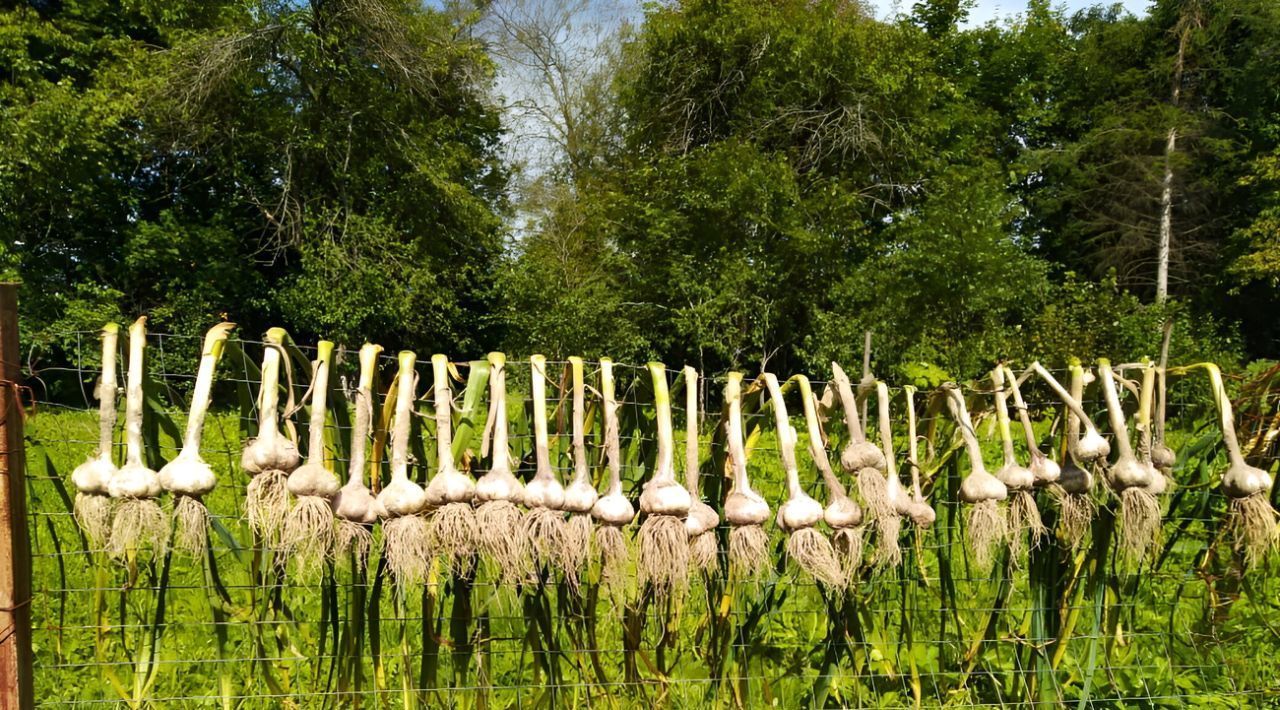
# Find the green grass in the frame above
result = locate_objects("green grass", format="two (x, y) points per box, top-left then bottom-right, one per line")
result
(23, 404), (1280, 708)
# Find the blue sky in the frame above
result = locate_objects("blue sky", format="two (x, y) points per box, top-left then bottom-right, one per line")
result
(863, 0), (1150, 25)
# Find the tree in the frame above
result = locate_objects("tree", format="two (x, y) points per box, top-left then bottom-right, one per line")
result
(1, 0), (510, 362)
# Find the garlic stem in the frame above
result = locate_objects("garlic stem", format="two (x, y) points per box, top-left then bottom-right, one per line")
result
(1003, 365), (1042, 458)
(684, 366), (700, 496)
(1032, 362), (1102, 438)
(795, 375), (846, 499)
(1156, 321), (1173, 444)
(181, 323), (234, 454)
(905, 386), (923, 498)
(390, 351), (417, 481)
(991, 366), (1018, 467)
(570, 357), (589, 487)
(601, 359), (622, 497)
(1097, 359), (1136, 461)
(305, 341), (334, 466)
(347, 344), (381, 487)
(725, 372), (754, 496)
(1067, 364), (1085, 450)
(763, 374), (802, 499)
(648, 362), (676, 484)
(1136, 360), (1156, 460)
(489, 352), (511, 474)
(831, 362), (867, 444)
(124, 317), (147, 468)
(875, 381), (898, 480)
(432, 354), (453, 471)
(97, 324), (120, 459)
(531, 355), (554, 483)
(945, 386), (987, 474)
(1191, 363), (1249, 469)
(258, 328), (287, 449)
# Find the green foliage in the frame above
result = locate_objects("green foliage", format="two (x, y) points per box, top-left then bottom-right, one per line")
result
(5, 0), (1280, 386)
(803, 163), (1051, 379)
(2, 0), (507, 363)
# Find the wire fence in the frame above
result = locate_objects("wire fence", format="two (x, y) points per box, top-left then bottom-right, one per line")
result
(18, 330), (1280, 707)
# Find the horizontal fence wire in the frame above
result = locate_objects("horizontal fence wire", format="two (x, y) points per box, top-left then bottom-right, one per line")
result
(19, 331), (1280, 707)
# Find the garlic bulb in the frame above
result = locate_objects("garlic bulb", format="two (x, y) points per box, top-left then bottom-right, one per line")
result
(1002, 365), (1060, 486)
(870, 381), (907, 568)
(795, 376), (861, 530)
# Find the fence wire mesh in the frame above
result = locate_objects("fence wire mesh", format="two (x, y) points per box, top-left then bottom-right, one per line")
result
(19, 331), (1280, 707)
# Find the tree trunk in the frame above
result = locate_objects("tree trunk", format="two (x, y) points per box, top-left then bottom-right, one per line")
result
(1157, 127), (1176, 304)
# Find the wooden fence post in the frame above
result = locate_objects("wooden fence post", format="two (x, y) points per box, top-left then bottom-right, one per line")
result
(0, 283), (34, 709)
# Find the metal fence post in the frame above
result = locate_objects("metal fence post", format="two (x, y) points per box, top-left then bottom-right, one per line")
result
(0, 283), (34, 709)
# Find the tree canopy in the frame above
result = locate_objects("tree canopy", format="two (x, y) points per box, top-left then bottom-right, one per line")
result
(3, 0), (1278, 381)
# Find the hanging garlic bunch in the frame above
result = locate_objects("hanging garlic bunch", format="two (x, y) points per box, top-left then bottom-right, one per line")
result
(763, 374), (843, 590)
(561, 356), (600, 589)
(590, 359), (634, 599)
(282, 341), (342, 578)
(71, 323), (119, 548)
(944, 383), (1007, 570)
(991, 365), (1045, 556)
(684, 366), (720, 574)
(241, 328), (301, 541)
(108, 317), (168, 559)
(475, 353), (531, 585)
(1097, 358), (1162, 563)
(332, 343), (383, 566)
(637, 362), (693, 597)
(159, 322), (235, 556)
(377, 351), (431, 586)
(424, 354), (478, 574)
(524, 354), (569, 573)
(723, 372), (771, 578)
(902, 386), (935, 528)
(795, 375), (863, 574)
